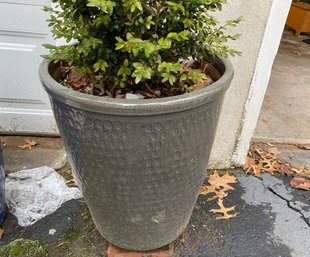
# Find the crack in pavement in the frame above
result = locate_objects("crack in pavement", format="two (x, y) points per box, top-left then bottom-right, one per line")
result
(267, 187), (310, 228)
(239, 174), (310, 257)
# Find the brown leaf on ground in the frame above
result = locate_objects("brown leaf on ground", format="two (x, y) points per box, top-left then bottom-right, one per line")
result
(290, 51), (301, 56)
(266, 147), (279, 159)
(208, 171), (237, 191)
(302, 169), (310, 177)
(0, 227), (4, 239)
(244, 156), (256, 175)
(293, 144), (310, 150)
(291, 167), (310, 177)
(209, 199), (237, 220)
(253, 160), (265, 177)
(65, 171), (79, 186)
(262, 159), (277, 175)
(200, 185), (217, 196)
(18, 139), (37, 150)
(178, 231), (186, 246)
(255, 148), (277, 160)
(290, 177), (310, 191)
(66, 178), (78, 186)
(255, 148), (265, 158)
(207, 189), (228, 202)
(57, 241), (69, 248)
(200, 171), (237, 205)
(273, 162), (295, 176)
(200, 171), (238, 220)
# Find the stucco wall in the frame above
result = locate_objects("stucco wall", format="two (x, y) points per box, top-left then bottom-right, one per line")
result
(208, 0), (274, 168)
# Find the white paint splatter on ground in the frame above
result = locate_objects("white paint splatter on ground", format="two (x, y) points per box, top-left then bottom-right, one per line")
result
(239, 174), (310, 257)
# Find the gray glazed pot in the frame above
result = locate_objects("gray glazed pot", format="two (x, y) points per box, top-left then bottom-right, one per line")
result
(39, 58), (233, 251)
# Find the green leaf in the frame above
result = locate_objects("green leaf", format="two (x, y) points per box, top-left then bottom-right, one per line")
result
(126, 32), (134, 40)
(93, 59), (108, 72)
(123, 0), (143, 13)
(167, 32), (177, 39)
(42, 44), (56, 50)
(134, 72), (143, 83)
(145, 16), (155, 29)
(115, 37), (125, 50)
(123, 59), (129, 67)
(177, 31), (189, 40)
(161, 73), (176, 85)
(87, 0), (116, 14)
(132, 62), (144, 70)
(187, 70), (207, 84)
(167, 2), (185, 14)
(157, 38), (172, 49)
(117, 59), (131, 79)
(180, 74), (188, 81)
(143, 42), (156, 58)
(132, 62), (152, 83)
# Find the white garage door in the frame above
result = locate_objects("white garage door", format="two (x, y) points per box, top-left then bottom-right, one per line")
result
(0, 0), (58, 135)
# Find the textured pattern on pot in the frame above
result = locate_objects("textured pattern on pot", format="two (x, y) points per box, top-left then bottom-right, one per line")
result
(39, 58), (234, 251)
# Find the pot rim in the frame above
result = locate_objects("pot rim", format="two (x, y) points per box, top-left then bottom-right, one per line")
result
(39, 58), (233, 116)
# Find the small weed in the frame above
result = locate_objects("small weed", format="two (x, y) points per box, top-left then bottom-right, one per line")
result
(81, 207), (91, 222)
(0, 239), (46, 257)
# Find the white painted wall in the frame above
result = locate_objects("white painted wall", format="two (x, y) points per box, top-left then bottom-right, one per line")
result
(208, 0), (292, 168)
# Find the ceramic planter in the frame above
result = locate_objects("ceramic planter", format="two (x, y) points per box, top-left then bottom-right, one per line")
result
(39, 58), (233, 250)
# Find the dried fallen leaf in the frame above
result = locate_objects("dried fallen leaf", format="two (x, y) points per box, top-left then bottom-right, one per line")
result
(66, 68), (91, 90)
(208, 171), (237, 192)
(291, 167), (310, 177)
(253, 160), (264, 177)
(262, 159), (277, 175)
(207, 189), (228, 202)
(255, 148), (277, 160)
(201, 172), (237, 200)
(65, 171), (78, 186)
(273, 162), (295, 177)
(0, 227), (4, 239)
(255, 148), (265, 158)
(290, 177), (310, 191)
(291, 167), (305, 174)
(266, 147), (279, 159)
(66, 178), (78, 186)
(57, 241), (69, 248)
(200, 171), (237, 219)
(244, 156), (256, 175)
(178, 231), (186, 246)
(210, 199), (237, 220)
(18, 139), (37, 150)
(293, 144), (310, 150)
(290, 51), (301, 56)
(200, 185), (217, 196)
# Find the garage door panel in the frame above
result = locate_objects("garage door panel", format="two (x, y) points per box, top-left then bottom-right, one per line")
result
(0, 3), (50, 34)
(0, 42), (43, 103)
(0, 0), (57, 135)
